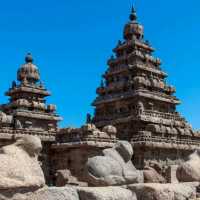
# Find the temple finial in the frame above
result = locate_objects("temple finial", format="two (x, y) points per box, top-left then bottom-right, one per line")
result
(131, 4), (135, 13)
(129, 4), (137, 21)
(25, 53), (33, 63)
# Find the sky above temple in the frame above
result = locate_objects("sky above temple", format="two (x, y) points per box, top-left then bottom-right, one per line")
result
(0, 0), (199, 129)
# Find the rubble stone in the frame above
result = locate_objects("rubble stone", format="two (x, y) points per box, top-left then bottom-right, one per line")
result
(128, 182), (198, 200)
(77, 186), (137, 200)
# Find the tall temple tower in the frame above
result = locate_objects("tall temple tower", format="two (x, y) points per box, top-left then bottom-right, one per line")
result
(92, 7), (198, 168)
(0, 53), (61, 141)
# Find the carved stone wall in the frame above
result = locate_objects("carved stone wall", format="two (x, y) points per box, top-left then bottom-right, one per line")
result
(133, 147), (192, 169)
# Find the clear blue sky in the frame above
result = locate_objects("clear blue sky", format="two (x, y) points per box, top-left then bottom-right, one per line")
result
(0, 0), (199, 130)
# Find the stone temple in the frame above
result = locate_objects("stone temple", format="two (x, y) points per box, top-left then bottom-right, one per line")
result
(0, 6), (199, 187)
(92, 7), (199, 169)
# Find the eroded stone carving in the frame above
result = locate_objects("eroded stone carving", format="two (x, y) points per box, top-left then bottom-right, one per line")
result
(102, 125), (117, 138)
(136, 101), (144, 116)
(0, 135), (45, 189)
(177, 149), (200, 182)
(55, 169), (86, 187)
(14, 119), (22, 129)
(85, 141), (143, 186)
(0, 111), (13, 125)
(65, 123), (117, 141)
(143, 161), (166, 183)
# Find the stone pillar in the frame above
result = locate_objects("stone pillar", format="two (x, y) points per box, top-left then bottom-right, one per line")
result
(166, 165), (179, 183)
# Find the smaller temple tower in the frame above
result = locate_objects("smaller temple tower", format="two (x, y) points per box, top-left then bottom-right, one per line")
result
(0, 53), (62, 140)
(0, 53), (62, 184)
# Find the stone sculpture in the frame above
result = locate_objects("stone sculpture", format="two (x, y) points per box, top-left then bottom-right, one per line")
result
(143, 161), (166, 183)
(14, 118), (22, 129)
(55, 169), (80, 187)
(86, 113), (92, 124)
(102, 125), (117, 138)
(80, 123), (117, 140)
(11, 81), (17, 89)
(0, 135), (45, 189)
(176, 149), (200, 182)
(85, 141), (143, 186)
(0, 111), (13, 125)
(136, 101), (144, 116)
